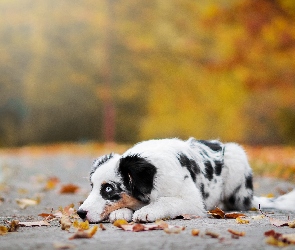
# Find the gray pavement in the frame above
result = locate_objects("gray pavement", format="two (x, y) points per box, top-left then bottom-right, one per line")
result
(0, 148), (295, 250)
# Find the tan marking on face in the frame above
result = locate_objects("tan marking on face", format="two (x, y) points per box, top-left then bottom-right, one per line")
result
(100, 193), (142, 220)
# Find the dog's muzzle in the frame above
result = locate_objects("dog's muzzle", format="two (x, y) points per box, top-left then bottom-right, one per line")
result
(77, 209), (88, 220)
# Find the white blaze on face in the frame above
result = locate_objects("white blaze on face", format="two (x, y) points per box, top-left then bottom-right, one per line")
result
(78, 155), (121, 222)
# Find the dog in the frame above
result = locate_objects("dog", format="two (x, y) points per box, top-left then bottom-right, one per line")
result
(77, 138), (295, 223)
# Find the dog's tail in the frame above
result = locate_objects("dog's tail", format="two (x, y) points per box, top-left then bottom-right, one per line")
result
(252, 189), (295, 211)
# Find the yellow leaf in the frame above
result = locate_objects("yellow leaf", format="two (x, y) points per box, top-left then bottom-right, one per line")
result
(236, 217), (249, 224)
(113, 219), (128, 228)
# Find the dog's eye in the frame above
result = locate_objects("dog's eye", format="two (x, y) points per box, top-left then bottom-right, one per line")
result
(105, 186), (112, 192)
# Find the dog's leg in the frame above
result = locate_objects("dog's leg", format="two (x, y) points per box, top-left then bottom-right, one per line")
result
(109, 208), (134, 222)
(132, 196), (206, 222)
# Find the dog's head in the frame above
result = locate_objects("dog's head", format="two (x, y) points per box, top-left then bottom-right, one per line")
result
(77, 153), (157, 222)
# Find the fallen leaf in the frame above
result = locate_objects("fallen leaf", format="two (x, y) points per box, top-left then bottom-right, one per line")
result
(0, 197), (4, 205)
(288, 221), (295, 228)
(132, 224), (145, 232)
(264, 230), (295, 247)
(19, 220), (50, 227)
(16, 198), (40, 209)
(236, 217), (249, 224)
(225, 213), (246, 219)
(44, 177), (60, 191)
(228, 229), (245, 237)
(191, 229), (200, 236)
(99, 223), (106, 231)
(264, 229), (282, 238)
(164, 226), (185, 234)
(60, 184), (80, 194)
(264, 193), (275, 198)
(0, 225), (8, 235)
(281, 234), (295, 244)
(179, 214), (200, 220)
(8, 220), (19, 232)
(251, 215), (265, 220)
(120, 224), (135, 231)
(38, 213), (55, 221)
(208, 207), (225, 219)
(113, 219), (128, 228)
(69, 225), (98, 240)
(155, 219), (169, 229)
(205, 230), (219, 238)
(60, 215), (72, 231)
(269, 217), (289, 227)
(73, 220), (89, 230)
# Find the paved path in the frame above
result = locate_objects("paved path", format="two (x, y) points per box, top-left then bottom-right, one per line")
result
(0, 148), (295, 250)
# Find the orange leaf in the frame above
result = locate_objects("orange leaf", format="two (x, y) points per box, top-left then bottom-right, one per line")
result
(69, 226), (98, 240)
(225, 212), (246, 219)
(205, 230), (219, 238)
(228, 229), (245, 237)
(191, 229), (200, 236)
(59, 184), (80, 194)
(113, 219), (128, 228)
(44, 176), (60, 190)
(236, 217), (249, 224)
(208, 207), (225, 219)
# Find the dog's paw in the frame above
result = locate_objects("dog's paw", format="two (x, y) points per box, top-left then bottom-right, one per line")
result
(132, 207), (163, 222)
(109, 208), (133, 222)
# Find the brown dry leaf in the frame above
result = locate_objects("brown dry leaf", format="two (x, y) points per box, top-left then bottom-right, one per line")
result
(281, 234), (295, 244)
(55, 204), (77, 219)
(113, 219), (128, 228)
(132, 224), (145, 232)
(120, 224), (135, 231)
(38, 213), (55, 221)
(228, 229), (245, 237)
(99, 223), (106, 231)
(44, 176), (60, 191)
(69, 225), (98, 240)
(225, 213), (246, 219)
(60, 215), (72, 231)
(251, 215), (265, 220)
(60, 184), (80, 194)
(269, 217), (289, 227)
(180, 214), (201, 220)
(236, 217), (249, 224)
(0, 225), (8, 235)
(264, 230), (295, 247)
(72, 220), (89, 230)
(141, 224), (162, 230)
(164, 226), (185, 234)
(120, 224), (153, 232)
(265, 236), (289, 247)
(208, 207), (225, 219)
(8, 220), (19, 232)
(205, 230), (219, 238)
(288, 221), (295, 228)
(19, 220), (50, 227)
(191, 229), (200, 236)
(16, 197), (40, 209)
(155, 219), (169, 229)
(0, 197), (4, 205)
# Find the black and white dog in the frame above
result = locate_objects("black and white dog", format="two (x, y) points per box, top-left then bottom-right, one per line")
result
(77, 138), (295, 223)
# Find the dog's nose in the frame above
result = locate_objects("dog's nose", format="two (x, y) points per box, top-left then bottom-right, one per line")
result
(77, 209), (88, 220)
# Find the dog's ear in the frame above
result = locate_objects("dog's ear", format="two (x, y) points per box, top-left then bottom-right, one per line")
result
(118, 155), (157, 203)
(90, 153), (118, 181)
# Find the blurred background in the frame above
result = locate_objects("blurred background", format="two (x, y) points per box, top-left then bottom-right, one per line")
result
(1, 0), (295, 148)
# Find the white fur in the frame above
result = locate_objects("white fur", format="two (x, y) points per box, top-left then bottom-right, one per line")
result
(78, 138), (295, 223)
